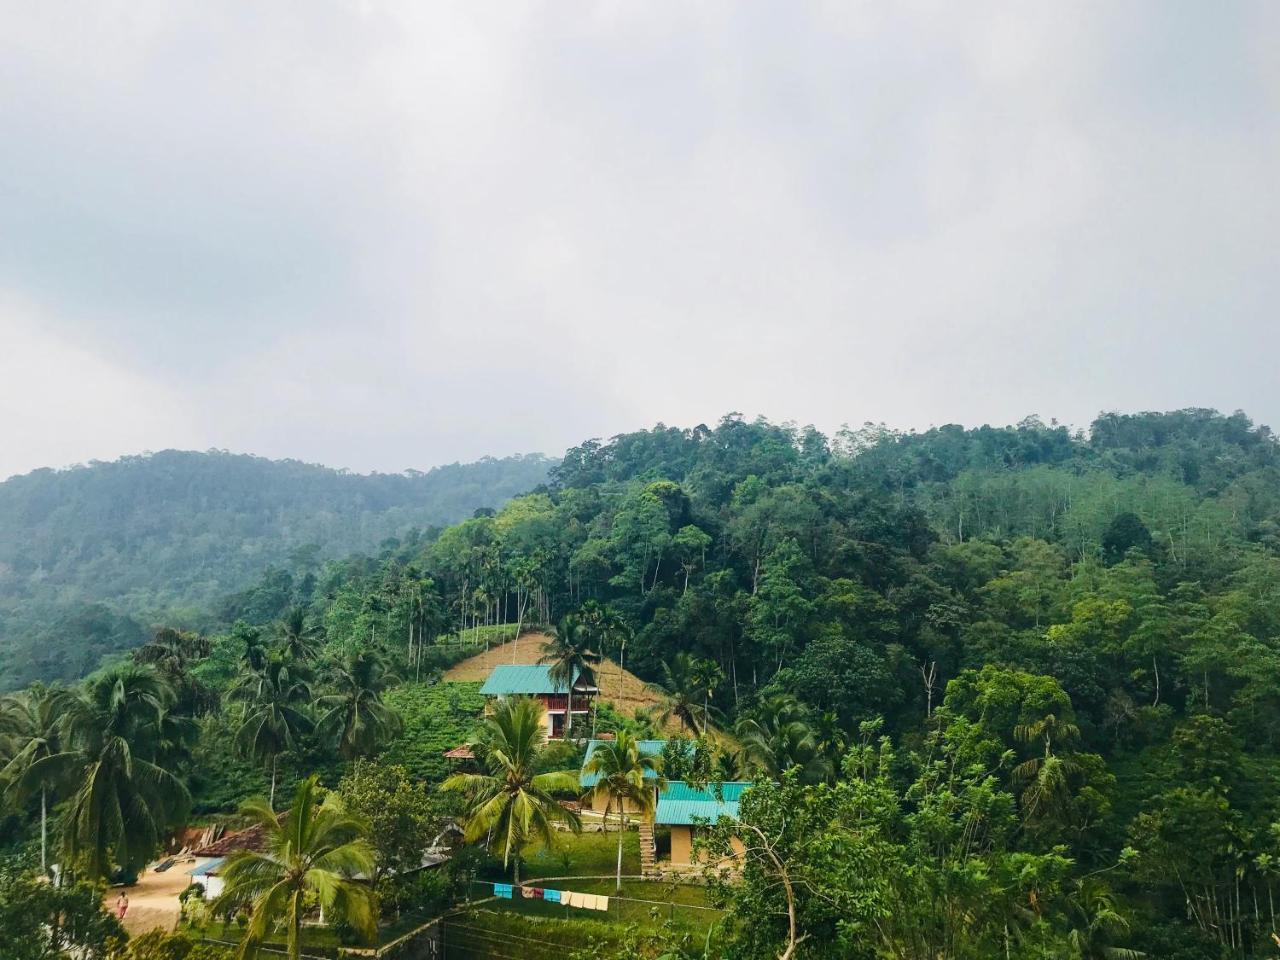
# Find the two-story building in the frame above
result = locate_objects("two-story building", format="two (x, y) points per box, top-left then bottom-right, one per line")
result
(480, 664), (597, 739)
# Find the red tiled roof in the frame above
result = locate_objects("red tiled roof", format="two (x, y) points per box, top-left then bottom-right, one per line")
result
(443, 745), (475, 760)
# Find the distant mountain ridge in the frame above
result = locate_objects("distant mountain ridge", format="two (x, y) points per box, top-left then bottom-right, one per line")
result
(0, 448), (555, 687)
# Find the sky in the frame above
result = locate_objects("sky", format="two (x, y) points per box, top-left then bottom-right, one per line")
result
(1, 2), (1278, 480)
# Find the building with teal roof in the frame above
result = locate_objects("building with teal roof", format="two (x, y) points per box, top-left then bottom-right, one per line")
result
(480, 664), (597, 739)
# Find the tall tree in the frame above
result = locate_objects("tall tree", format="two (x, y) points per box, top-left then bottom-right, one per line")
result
(28, 665), (190, 878)
(0, 684), (71, 873)
(583, 730), (666, 891)
(277, 606), (321, 663)
(442, 697), (581, 882)
(212, 776), (377, 960)
(230, 650), (313, 807)
(539, 614), (598, 739)
(316, 648), (403, 761)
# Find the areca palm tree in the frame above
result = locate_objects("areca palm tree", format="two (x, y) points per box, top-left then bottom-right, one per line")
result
(1013, 713), (1082, 825)
(0, 684), (72, 872)
(583, 730), (666, 891)
(539, 614), (599, 739)
(442, 697), (581, 882)
(578, 601), (632, 700)
(231, 651), (314, 807)
(212, 776), (376, 960)
(27, 664), (190, 878)
(315, 649), (402, 761)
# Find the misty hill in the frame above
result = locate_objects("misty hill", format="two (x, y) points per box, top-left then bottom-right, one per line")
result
(0, 449), (554, 686)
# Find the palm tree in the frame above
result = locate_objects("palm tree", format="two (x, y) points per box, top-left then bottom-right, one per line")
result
(212, 776), (376, 960)
(277, 607), (320, 663)
(27, 664), (190, 878)
(1062, 879), (1144, 959)
(539, 614), (599, 739)
(583, 730), (666, 891)
(651, 653), (716, 734)
(442, 697), (581, 882)
(315, 649), (402, 760)
(578, 601), (631, 700)
(1012, 713), (1082, 825)
(230, 651), (314, 807)
(0, 684), (72, 873)
(134, 627), (217, 717)
(735, 694), (829, 784)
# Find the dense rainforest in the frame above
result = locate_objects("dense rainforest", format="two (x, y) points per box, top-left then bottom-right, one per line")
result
(0, 449), (553, 688)
(4, 407), (1280, 958)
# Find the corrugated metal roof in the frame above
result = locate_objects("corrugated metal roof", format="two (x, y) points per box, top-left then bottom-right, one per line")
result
(654, 781), (752, 826)
(480, 664), (584, 695)
(189, 857), (226, 877)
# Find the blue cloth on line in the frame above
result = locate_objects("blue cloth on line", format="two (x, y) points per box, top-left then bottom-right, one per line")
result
(543, 888), (561, 903)
(494, 883), (513, 899)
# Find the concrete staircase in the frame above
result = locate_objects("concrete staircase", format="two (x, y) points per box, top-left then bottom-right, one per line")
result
(639, 820), (656, 876)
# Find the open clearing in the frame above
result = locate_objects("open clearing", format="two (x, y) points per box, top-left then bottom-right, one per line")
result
(443, 633), (675, 726)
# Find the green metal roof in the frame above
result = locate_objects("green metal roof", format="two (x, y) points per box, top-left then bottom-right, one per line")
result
(480, 664), (584, 696)
(579, 739), (683, 788)
(654, 781), (752, 826)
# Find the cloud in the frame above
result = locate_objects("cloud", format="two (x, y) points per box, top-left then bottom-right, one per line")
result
(0, 1), (1276, 476)
(0, 292), (192, 479)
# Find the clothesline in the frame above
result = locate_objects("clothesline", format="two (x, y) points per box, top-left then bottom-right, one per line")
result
(472, 880), (723, 912)
(490, 881), (609, 911)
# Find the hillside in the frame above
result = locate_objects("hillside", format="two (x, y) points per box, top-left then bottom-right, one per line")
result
(443, 632), (675, 725)
(0, 449), (554, 687)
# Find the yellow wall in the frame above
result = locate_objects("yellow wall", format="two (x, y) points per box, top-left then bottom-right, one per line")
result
(667, 826), (746, 866)
(589, 787), (655, 815)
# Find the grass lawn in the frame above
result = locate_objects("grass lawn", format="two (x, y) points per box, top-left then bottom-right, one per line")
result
(514, 828), (641, 880)
(471, 831), (720, 938)
(185, 908), (439, 957)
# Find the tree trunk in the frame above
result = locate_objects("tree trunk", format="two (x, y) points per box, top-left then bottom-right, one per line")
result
(270, 755), (278, 808)
(40, 786), (47, 874)
(616, 813), (625, 892)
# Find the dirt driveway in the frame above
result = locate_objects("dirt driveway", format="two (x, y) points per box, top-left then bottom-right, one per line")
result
(105, 859), (195, 935)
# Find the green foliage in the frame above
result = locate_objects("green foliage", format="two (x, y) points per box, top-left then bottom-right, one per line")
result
(379, 682), (484, 785)
(0, 450), (554, 689)
(0, 861), (124, 960)
(336, 762), (441, 884)
(211, 776), (377, 960)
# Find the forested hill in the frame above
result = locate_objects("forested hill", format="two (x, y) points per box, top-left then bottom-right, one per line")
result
(0, 449), (554, 687)
(189, 406), (1280, 954)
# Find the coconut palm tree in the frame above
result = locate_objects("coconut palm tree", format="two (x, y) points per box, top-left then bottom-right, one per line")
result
(277, 607), (321, 663)
(1062, 878), (1145, 959)
(442, 697), (581, 882)
(651, 653), (717, 734)
(315, 648), (402, 761)
(539, 614), (598, 739)
(133, 627), (218, 717)
(230, 650), (314, 807)
(26, 664), (190, 878)
(212, 775), (376, 960)
(583, 730), (666, 891)
(0, 684), (72, 873)
(735, 694), (829, 784)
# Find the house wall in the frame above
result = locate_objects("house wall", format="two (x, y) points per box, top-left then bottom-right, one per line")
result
(589, 787), (655, 815)
(668, 826), (746, 866)
(191, 872), (225, 899)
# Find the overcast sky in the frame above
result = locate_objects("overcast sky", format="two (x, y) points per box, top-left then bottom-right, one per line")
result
(1, 2), (1278, 480)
